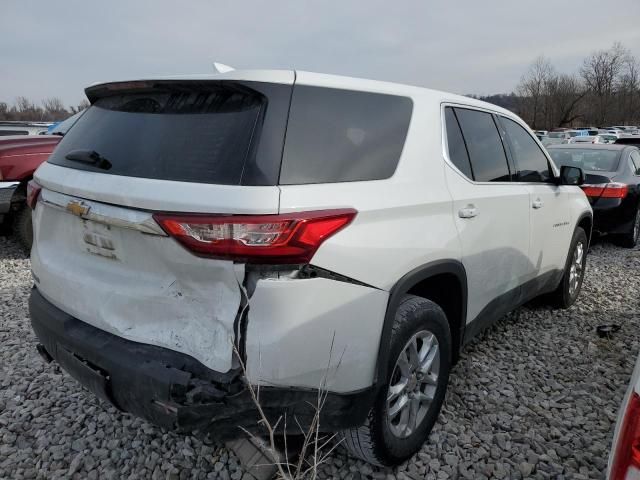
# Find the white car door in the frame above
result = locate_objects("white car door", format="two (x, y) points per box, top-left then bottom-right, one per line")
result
(443, 106), (532, 334)
(498, 116), (573, 287)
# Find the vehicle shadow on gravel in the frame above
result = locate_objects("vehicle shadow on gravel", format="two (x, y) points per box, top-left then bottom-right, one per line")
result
(1, 235), (639, 480)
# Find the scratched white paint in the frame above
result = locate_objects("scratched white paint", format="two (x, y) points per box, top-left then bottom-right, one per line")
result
(245, 276), (388, 393)
(31, 191), (245, 373)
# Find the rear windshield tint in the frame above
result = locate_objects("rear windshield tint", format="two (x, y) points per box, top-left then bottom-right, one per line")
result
(279, 86), (412, 184)
(48, 81), (291, 185)
(548, 148), (621, 172)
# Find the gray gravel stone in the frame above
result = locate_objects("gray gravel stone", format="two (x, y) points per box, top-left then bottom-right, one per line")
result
(0, 235), (637, 479)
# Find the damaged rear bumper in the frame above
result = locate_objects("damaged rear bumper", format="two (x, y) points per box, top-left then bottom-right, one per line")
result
(29, 287), (374, 440)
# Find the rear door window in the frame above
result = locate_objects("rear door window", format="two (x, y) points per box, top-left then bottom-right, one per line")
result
(500, 117), (552, 182)
(454, 107), (511, 182)
(444, 107), (473, 179)
(279, 86), (412, 184)
(47, 81), (291, 186)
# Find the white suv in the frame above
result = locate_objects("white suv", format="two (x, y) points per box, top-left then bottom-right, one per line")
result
(28, 70), (592, 466)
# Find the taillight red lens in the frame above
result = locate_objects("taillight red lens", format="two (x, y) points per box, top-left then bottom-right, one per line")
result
(581, 182), (628, 199)
(154, 209), (357, 264)
(26, 180), (42, 209)
(611, 392), (640, 480)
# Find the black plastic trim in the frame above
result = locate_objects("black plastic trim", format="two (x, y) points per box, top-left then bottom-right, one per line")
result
(298, 264), (379, 288)
(374, 260), (467, 389)
(576, 211), (594, 247)
(463, 268), (562, 343)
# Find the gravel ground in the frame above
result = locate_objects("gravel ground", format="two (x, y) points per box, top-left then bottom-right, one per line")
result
(0, 234), (638, 480)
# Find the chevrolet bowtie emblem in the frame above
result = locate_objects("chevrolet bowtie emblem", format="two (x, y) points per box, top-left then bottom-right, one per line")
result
(66, 200), (90, 217)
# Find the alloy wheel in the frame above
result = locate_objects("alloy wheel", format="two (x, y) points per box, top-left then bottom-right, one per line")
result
(568, 241), (584, 297)
(386, 330), (440, 438)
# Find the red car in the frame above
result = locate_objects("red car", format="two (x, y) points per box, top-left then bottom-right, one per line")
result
(0, 112), (81, 248)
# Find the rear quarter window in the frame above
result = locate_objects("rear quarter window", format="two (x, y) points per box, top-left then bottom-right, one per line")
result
(444, 107), (474, 179)
(279, 86), (413, 184)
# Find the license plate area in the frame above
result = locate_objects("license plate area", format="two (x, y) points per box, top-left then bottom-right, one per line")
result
(56, 344), (118, 408)
(82, 220), (119, 260)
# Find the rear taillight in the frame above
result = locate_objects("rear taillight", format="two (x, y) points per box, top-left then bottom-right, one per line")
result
(611, 392), (640, 480)
(154, 209), (357, 264)
(26, 180), (42, 209)
(581, 182), (628, 199)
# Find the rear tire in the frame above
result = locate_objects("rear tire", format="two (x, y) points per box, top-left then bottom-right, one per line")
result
(13, 206), (33, 252)
(340, 295), (451, 466)
(550, 227), (587, 309)
(617, 207), (640, 249)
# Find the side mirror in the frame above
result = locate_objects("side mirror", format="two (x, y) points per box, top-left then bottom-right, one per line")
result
(559, 165), (584, 186)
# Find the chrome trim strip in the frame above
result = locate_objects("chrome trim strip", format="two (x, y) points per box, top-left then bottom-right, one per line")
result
(40, 197), (167, 237)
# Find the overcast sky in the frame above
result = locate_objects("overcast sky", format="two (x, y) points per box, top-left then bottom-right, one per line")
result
(2, 0), (640, 106)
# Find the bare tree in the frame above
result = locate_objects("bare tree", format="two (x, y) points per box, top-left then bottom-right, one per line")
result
(580, 42), (629, 125)
(42, 97), (68, 121)
(616, 55), (640, 124)
(516, 56), (555, 129)
(546, 74), (586, 127)
(70, 99), (90, 114)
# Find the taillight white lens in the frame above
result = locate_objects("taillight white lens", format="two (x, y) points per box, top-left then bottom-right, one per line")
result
(154, 209), (356, 264)
(180, 220), (294, 246)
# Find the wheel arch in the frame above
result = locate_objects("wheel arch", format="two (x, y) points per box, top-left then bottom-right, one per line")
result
(576, 211), (593, 247)
(374, 260), (467, 389)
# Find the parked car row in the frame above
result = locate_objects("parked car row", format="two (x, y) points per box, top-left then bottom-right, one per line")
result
(540, 129), (636, 147)
(0, 121), (52, 136)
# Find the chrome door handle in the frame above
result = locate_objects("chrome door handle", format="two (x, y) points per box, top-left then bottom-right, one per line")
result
(532, 198), (544, 209)
(458, 205), (478, 218)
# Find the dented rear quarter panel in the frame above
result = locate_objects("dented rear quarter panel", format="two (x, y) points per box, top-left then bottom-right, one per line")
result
(245, 276), (388, 393)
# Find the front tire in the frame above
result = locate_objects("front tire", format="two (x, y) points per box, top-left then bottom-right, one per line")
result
(550, 227), (587, 309)
(340, 295), (451, 466)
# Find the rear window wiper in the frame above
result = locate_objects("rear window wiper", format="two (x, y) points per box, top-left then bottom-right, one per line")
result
(65, 150), (112, 170)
